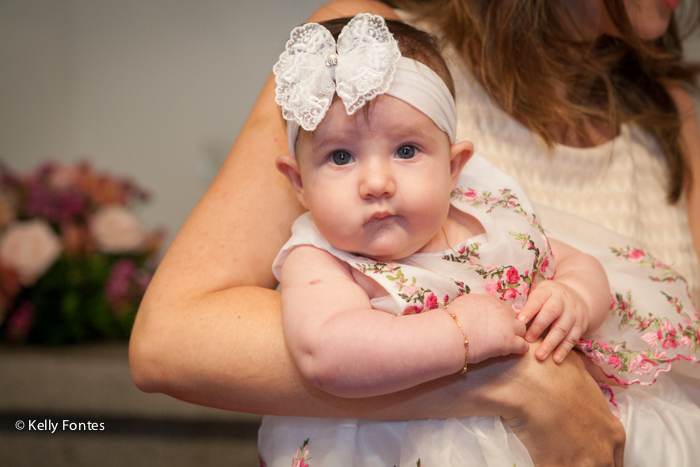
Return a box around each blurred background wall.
[0,0,326,250]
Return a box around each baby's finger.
[552,321,585,363]
[509,336,530,355]
[513,316,527,337]
[518,286,552,324]
[535,312,575,361]
[525,296,564,342]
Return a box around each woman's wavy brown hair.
[383,0,700,203]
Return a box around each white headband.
[273,13,457,156]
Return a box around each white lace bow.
[273,13,401,132]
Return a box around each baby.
[258,14,609,467]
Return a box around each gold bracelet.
[447,311,469,374]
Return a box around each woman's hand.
[497,343,626,467]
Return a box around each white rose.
[91,205,145,253]
[0,219,63,285]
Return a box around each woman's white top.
[445,47,700,300]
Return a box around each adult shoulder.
[665,85,700,261]
[307,0,400,23]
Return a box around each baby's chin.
[350,240,420,263]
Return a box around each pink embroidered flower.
[508,201,517,207]
[506,267,519,284]
[403,305,424,315]
[653,260,668,269]
[627,354,647,374]
[660,319,677,336]
[662,337,678,349]
[482,281,498,296]
[385,264,395,272]
[443,294,449,304]
[627,248,645,262]
[463,189,477,200]
[640,331,659,347]
[503,288,518,300]
[539,257,550,274]
[652,349,669,360]
[403,284,419,296]
[458,245,466,254]
[608,355,623,371]
[638,359,656,375]
[680,336,694,349]
[598,342,611,351]
[291,439,311,467]
[590,350,606,364]
[425,293,439,310]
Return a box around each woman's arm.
[129,1,625,464]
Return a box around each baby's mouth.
[365,211,395,225]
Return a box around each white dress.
[258,156,700,467]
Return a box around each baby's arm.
[281,245,528,398]
[518,238,610,363]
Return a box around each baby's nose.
[359,163,396,199]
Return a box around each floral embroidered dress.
[258,155,700,467]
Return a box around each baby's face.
[294,95,457,261]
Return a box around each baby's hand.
[449,294,529,364]
[518,281,590,363]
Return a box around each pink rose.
[403,284,419,296]
[503,288,518,300]
[640,331,659,347]
[90,206,145,253]
[0,220,62,285]
[425,293,439,310]
[638,359,656,375]
[662,337,678,349]
[539,257,550,274]
[506,267,519,284]
[627,248,645,262]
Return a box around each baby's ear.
[449,140,474,188]
[276,155,309,209]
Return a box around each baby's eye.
[395,145,417,159]
[329,150,354,166]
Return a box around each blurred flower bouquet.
[0,162,163,345]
